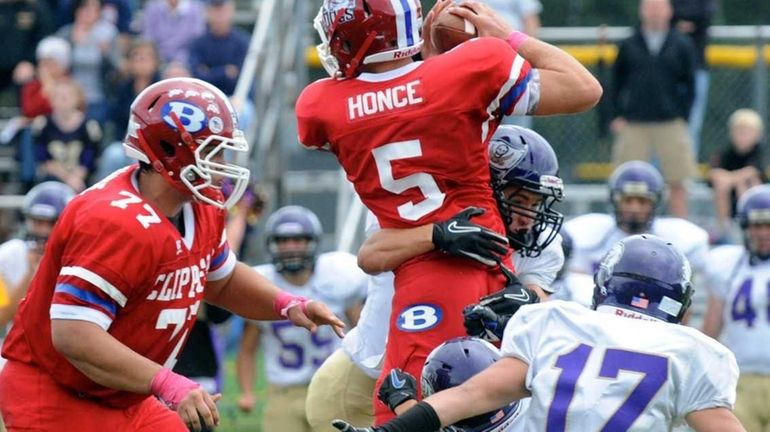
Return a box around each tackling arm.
[357,225,434,275]
[426,356,529,427]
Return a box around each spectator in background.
[94,40,160,181]
[109,40,160,141]
[141,0,206,65]
[56,0,133,53]
[709,108,766,242]
[32,80,102,191]
[189,0,248,96]
[672,0,717,158]
[57,0,121,124]
[0,0,53,98]
[482,0,542,36]
[611,0,697,218]
[20,37,72,120]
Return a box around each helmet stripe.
[399,0,414,46]
[389,0,408,48]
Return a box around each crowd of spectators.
[0,0,250,193]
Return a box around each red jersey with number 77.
[296,37,540,236]
[1,165,236,408]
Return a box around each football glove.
[331,420,382,432]
[378,369,418,413]
[432,207,509,266]
[463,264,539,342]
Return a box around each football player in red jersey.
[0,78,345,432]
[296,0,602,424]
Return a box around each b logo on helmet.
[162,101,208,133]
[397,304,442,332]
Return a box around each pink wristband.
[506,31,529,51]
[150,367,200,409]
[273,291,311,318]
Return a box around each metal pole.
[754,25,769,121]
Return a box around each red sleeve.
[458,38,539,119]
[20,80,52,118]
[50,209,156,330]
[296,81,331,151]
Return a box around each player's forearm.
[357,225,434,274]
[235,347,256,396]
[425,357,528,427]
[687,407,747,432]
[517,37,602,114]
[206,262,283,320]
[51,319,161,393]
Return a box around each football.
[430,3,478,53]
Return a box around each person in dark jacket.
[611,0,697,218]
[188,0,248,96]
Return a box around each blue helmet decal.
[161,101,208,133]
[592,234,693,324]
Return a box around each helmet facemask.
[180,130,250,210]
[494,177,564,258]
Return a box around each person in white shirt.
[235,206,366,432]
[334,234,743,432]
[702,184,770,432]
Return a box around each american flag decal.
[631,296,649,309]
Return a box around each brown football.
[430,4,478,53]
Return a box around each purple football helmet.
[592,234,693,324]
[736,184,770,260]
[488,125,564,258]
[421,337,520,432]
[608,161,665,234]
[265,205,323,273]
[23,181,75,221]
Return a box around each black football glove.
[432,207,509,266]
[463,265,539,342]
[331,420,382,432]
[378,368,418,413]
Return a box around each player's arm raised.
[205,261,346,337]
[452,1,602,114]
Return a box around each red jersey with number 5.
[296,37,540,234]
[1,165,236,408]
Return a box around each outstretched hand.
[450,1,513,40]
[287,300,346,338]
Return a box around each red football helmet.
[123,78,250,209]
[314,0,423,78]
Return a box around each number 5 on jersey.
[373,140,446,221]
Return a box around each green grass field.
[216,355,267,432]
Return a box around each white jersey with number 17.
[501,301,738,431]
